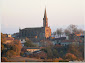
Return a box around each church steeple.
[44,8,47,19]
[43,8,48,27]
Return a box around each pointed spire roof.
[44,7,47,19]
[43,7,48,27]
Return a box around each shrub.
[1,57,8,62]
[6,50,16,58]
[65,53,77,61]
[53,57,63,62]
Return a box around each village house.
[4,35,14,44]
[60,40,79,46]
[20,38,26,47]
[51,37,66,45]
[26,47,41,53]
[51,34,81,46]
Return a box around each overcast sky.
[1,0,85,34]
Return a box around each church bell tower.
[43,8,48,27]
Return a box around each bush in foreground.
[1,57,8,62]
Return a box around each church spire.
[43,7,48,27]
[44,7,47,19]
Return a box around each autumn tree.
[13,40,22,56]
[1,57,8,62]
[65,53,77,61]
[1,44,4,52]
[1,33,6,56]
[1,33,22,57]
[67,45,83,60]
[1,33,7,44]
[53,57,63,62]
[6,50,16,58]
[1,33,6,50]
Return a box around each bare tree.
[52,32,56,37]
[56,28,63,37]
[67,24,78,34]
[64,29,71,36]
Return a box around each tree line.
[52,24,84,37]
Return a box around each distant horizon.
[1,0,85,34]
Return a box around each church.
[19,8,51,41]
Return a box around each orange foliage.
[53,57,63,62]
[1,57,8,62]
[65,53,77,61]
[6,50,16,58]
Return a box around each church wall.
[19,27,46,41]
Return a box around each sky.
[1,0,85,34]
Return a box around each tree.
[24,38,36,47]
[1,33,6,44]
[33,51,47,59]
[1,33,6,56]
[56,28,63,37]
[1,44,4,52]
[47,47,53,59]
[64,29,71,36]
[13,40,22,55]
[1,33,22,57]
[52,49,59,58]
[6,50,16,58]
[1,57,8,62]
[53,57,63,62]
[65,53,77,61]
[67,45,83,60]
[12,44,20,55]
[67,24,77,34]
[75,28,84,34]
[40,40,53,47]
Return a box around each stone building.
[19,8,51,41]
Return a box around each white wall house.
[60,40,79,46]
[26,47,40,53]
[20,39,26,47]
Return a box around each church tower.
[43,8,51,38]
[43,8,48,27]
